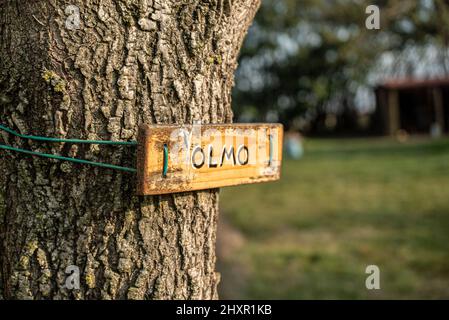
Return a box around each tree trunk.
[0,0,260,300]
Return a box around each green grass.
[218,137,449,299]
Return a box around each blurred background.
[217,0,449,299]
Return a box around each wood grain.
[137,124,283,195]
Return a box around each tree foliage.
[234,0,449,133]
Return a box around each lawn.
[217,136,449,299]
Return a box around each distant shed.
[375,78,449,136]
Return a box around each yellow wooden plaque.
[137,123,283,195]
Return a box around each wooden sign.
[137,123,283,195]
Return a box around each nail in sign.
[137,123,283,195]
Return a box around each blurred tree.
[234,0,449,134]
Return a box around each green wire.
[0,144,137,173]
[0,124,138,146]
[163,144,168,177]
[0,124,137,173]
[269,134,273,166]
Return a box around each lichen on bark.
[0,0,260,300]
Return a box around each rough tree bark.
[0,0,260,300]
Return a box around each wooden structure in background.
[375,78,449,136]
